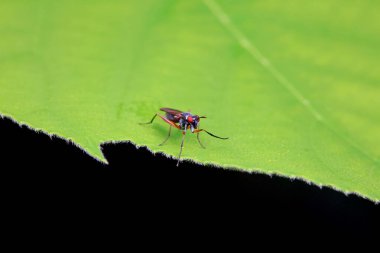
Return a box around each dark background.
[1,116,379,239]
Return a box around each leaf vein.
[203,0,379,166]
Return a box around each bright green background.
[0,0,379,201]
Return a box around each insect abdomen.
[165,112,180,122]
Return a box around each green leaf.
[1,0,379,201]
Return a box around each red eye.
[187,116,193,123]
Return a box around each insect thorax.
[179,113,199,132]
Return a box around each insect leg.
[139,114,158,125]
[197,132,206,149]
[177,132,186,167]
[157,114,181,129]
[158,126,172,146]
[194,129,229,140]
[140,114,180,129]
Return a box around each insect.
[140,108,228,166]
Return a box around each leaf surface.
[1,0,379,200]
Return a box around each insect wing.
[160,108,183,115]
[160,108,183,123]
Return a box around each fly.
[140,107,228,166]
